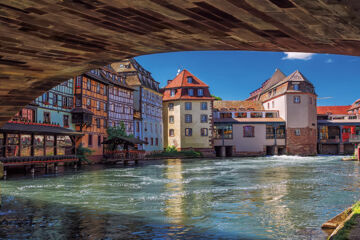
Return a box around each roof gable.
[165,69,209,89]
[262,69,286,91]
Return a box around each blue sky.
[135,51,359,106]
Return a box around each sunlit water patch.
[0,156,359,239]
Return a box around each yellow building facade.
[162,70,214,157]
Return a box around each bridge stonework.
[1,0,360,125]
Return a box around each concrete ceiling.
[1,0,360,125]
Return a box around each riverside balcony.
[0,121,82,170]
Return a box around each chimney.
[167,80,172,85]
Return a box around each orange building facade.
[72,69,109,162]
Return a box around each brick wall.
[286,127,317,155]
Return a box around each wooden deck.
[0,155,78,167]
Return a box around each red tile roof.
[164,69,209,89]
[162,69,213,101]
[317,106,351,115]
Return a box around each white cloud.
[282,52,315,60]
[325,58,333,63]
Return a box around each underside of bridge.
[1,0,360,124]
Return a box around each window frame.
[293,96,301,104]
[185,128,192,136]
[185,102,192,110]
[201,102,208,110]
[201,128,208,136]
[188,89,194,96]
[185,114,192,123]
[201,114,208,123]
[243,126,255,138]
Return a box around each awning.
[0,122,82,136]
[70,107,94,115]
[102,136,147,145]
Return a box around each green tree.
[211,94,222,100]
[106,122,134,151]
[76,143,94,164]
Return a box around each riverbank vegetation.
[148,146,202,158]
[332,202,360,240]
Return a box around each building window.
[201,102,207,110]
[187,76,193,83]
[168,103,174,111]
[62,96,67,108]
[76,96,81,107]
[96,118,101,128]
[136,122,140,132]
[236,112,247,118]
[88,134,93,146]
[185,128,192,136]
[169,115,174,123]
[188,89,194,96]
[198,89,203,96]
[76,76,82,88]
[214,125,233,139]
[103,103,107,111]
[86,98,91,108]
[63,115,69,128]
[43,92,49,103]
[201,128,208,136]
[267,102,270,109]
[201,114,208,123]
[266,112,275,118]
[96,83,100,93]
[185,114,192,123]
[170,89,176,97]
[185,102,192,110]
[294,96,301,104]
[97,101,100,110]
[87,79,91,90]
[169,129,174,137]
[295,129,301,136]
[151,138,153,145]
[243,126,255,137]
[145,137,148,145]
[272,101,275,108]
[156,138,159,146]
[266,125,275,139]
[44,112,50,124]
[293,83,299,91]
[103,86,107,95]
[251,112,262,118]
[53,94,58,106]
[98,135,102,146]
[310,97,313,104]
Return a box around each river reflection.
[0,156,360,239]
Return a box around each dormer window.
[187,76,193,83]
[188,89,194,96]
[170,89,176,97]
[293,83,299,91]
[198,89,204,96]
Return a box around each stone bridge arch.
[1,0,360,124]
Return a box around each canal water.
[0,156,359,239]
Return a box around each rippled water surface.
[1,156,360,239]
